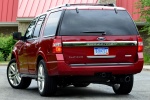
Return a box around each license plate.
[94,47,109,55]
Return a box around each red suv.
[7,4,143,96]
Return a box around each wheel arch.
[11,51,17,59]
[36,52,47,73]
[11,52,15,59]
[11,51,19,65]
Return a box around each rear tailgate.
[62,36,138,65]
[59,9,139,65]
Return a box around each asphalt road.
[0,66,150,100]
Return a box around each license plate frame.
[94,47,109,55]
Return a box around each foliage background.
[137,0,150,34]
[0,34,16,61]
[136,0,150,64]
[137,0,150,35]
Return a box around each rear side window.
[33,15,46,38]
[43,11,62,37]
[60,10,138,36]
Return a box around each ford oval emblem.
[97,37,105,41]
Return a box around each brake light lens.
[53,42,62,53]
[138,36,143,52]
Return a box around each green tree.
[137,0,150,34]
[136,0,150,64]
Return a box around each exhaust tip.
[101,73,106,78]
[125,76,130,82]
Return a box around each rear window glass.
[60,10,138,36]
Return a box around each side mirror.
[13,32,23,40]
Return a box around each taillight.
[138,36,143,52]
[53,40,62,53]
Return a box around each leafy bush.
[0,34,16,61]
[144,53,150,64]
[0,52,4,61]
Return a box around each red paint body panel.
[44,35,143,76]
[0,0,18,22]
[14,41,29,73]
[61,36,137,64]
[46,57,143,76]
[116,0,140,21]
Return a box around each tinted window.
[43,11,62,36]
[33,15,46,38]
[25,18,37,39]
[60,10,138,36]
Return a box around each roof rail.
[69,3,116,7]
[47,3,116,12]
[47,4,70,12]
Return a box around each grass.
[0,61,9,64]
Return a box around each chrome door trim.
[70,63,133,66]
[63,41,137,47]
[87,56,116,59]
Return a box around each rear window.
[60,10,138,36]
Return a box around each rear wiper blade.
[81,31,106,35]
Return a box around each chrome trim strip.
[70,63,133,66]
[87,56,116,59]
[63,41,137,47]
[125,55,132,57]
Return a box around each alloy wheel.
[8,63,21,86]
[38,64,45,92]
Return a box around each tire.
[73,83,90,87]
[112,75,134,95]
[7,59,31,89]
[37,60,57,96]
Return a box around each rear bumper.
[46,53,144,76]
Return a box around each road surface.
[0,66,150,100]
